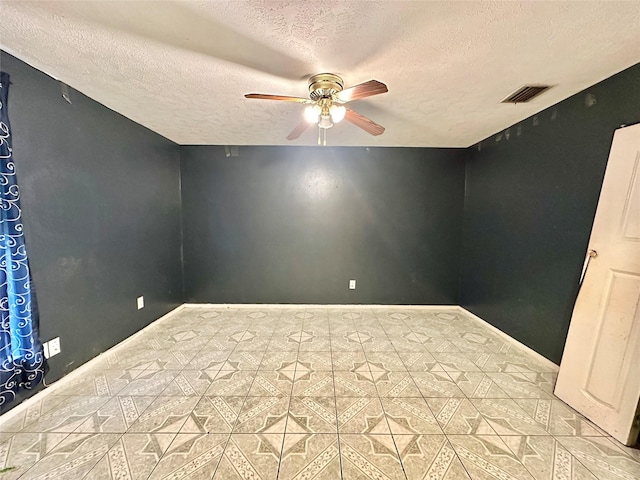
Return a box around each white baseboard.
[457,306,559,371]
[182,303,460,310]
[0,304,185,424]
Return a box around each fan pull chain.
[316,127,328,146]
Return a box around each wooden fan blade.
[344,108,385,136]
[336,80,388,103]
[287,120,311,140]
[245,93,312,103]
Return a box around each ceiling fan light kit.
[245,73,388,144]
[304,104,322,123]
[330,104,346,123]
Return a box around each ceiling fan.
[245,73,388,144]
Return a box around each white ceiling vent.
[502,85,552,104]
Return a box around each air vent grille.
[502,85,551,104]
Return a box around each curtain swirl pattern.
[0,72,45,409]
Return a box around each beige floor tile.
[397,434,471,480]
[334,370,378,397]
[470,398,549,436]
[340,433,406,479]
[22,396,111,433]
[11,306,640,480]
[180,396,245,434]
[223,350,265,370]
[203,370,256,397]
[298,335,332,352]
[148,433,228,479]
[423,338,462,354]
[487,373,554,399]
[121,350,198,370]
[214,433,281,479]
[399,351,442,372]
[362,340,396,353]
[297,351,333,371]
[73,395,156,433]
[381,397,442,436]
[86,433,176,479]
[427,397,497,435]
[278,433,340,479]
[234,338,271,352]
[447,371,511,399]
[116,369,178,396]
[501,435,598,480]
[392,336,431,353]
[0,395,66,433]
[332,338,366,353]
[259,350,299,370]
[160,369,219,396]
[301,310,330,321]
[51,369,145,396]
[233,396,290,434]
[180,349,233,370]
[448,434,535,479]
[468,353,558,373]
[433,352,483,372]
[554,436,640,479]
[411,371,466,398]
[336,397,389,434]
[0,432,69,480]
[513,399,606,437]
[145,329,211,351]
[365,351,408,372]
[268,335,303,351]
[449,331,507,353]
[332,351,368,370]
[91,349,159,370]
[19,433,121,480]
[292,370,335,397]
[248,371,294,397]
[288,397,337,433]
[128,396,199,433]
[374,371,423,398]
[276,357,309,371]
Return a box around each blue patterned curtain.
[0,72,45,409]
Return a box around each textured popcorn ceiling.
[1,1,639,147]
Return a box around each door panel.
[621,155,640,240]
[555,124,640,446]
[585,270,639,407]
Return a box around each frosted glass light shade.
[330,105,346,123]
[304,105,321,123]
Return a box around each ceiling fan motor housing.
[308,73,344,101]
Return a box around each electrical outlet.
[349,279,356,290]
[48,337,61,357]
[137,296,144,310]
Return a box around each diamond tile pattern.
[1,306,638,479]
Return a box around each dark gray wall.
[0,52,183,407]
[181,146,466,305]
[459,63,640,364]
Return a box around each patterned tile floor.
[1,306,639,479]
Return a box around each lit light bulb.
[304,105,321,123]
[330,104,346,123]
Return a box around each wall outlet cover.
[137,296,144,309]
[349,280,356,290]
[49,337,61,357]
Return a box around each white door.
[555,123,640,446]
